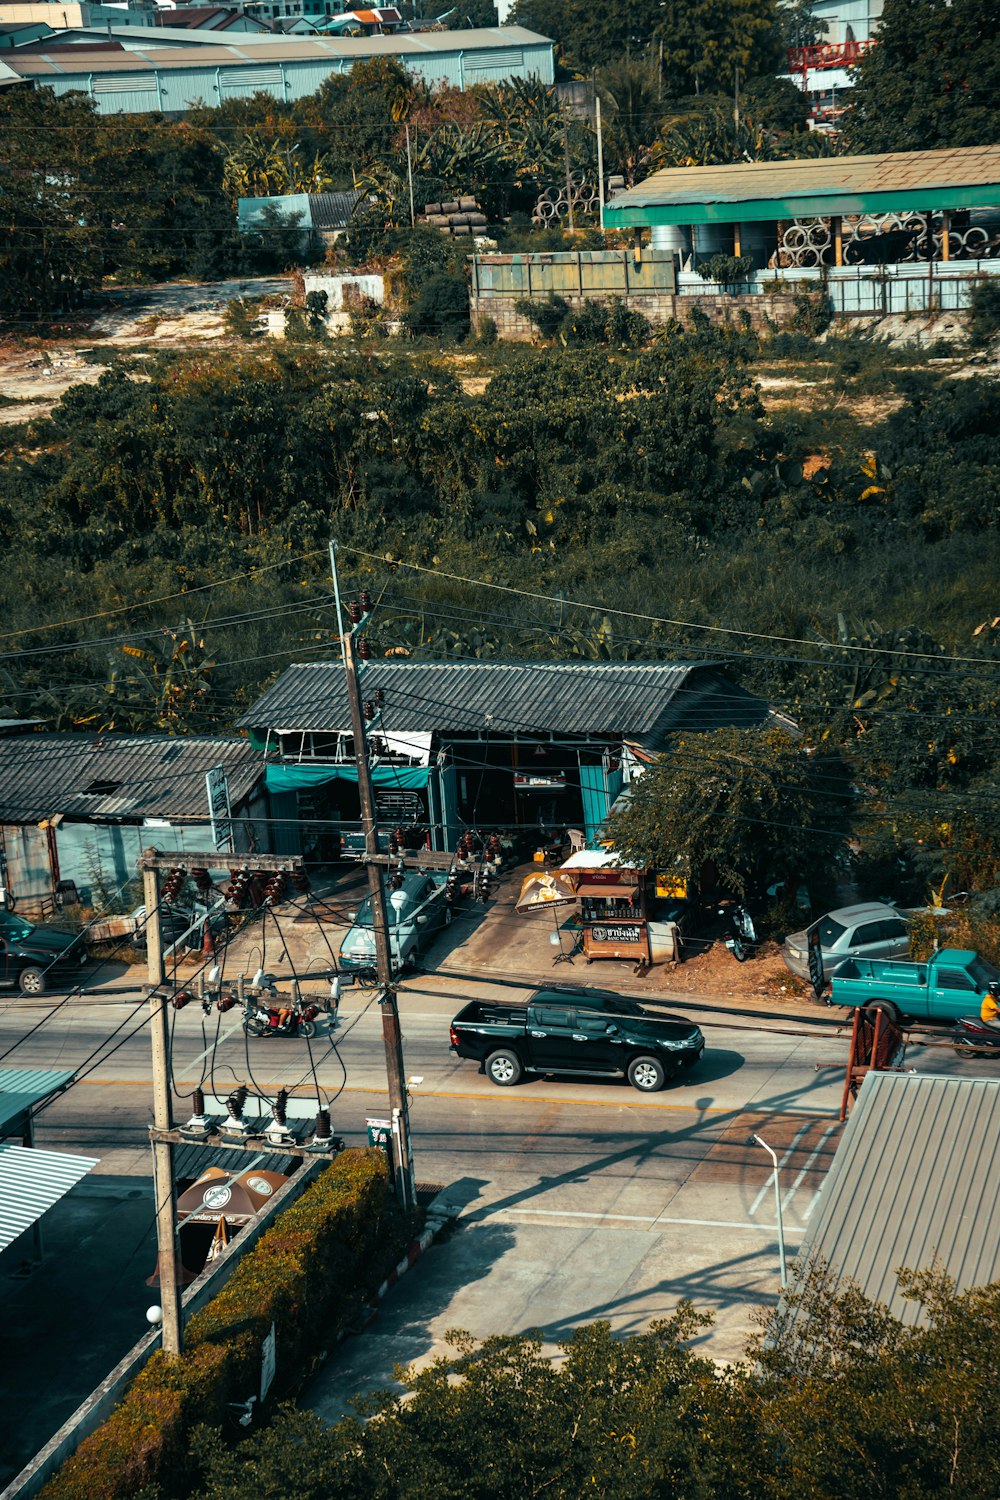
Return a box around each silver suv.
[781,902,910,982]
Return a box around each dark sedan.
[0,911,86,995]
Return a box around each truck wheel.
[866,1000,900,1026]
[18,966,46,996]
[485,1049,523,1087]
[628,1055,667,1092]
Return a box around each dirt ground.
[0,276,292,423]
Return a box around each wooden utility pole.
[143,862,183,1357]
[405,124,416,228]
[341,625,415,1210]
[595,92,605,233]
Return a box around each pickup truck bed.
[829,948,999,1023]
[449,994,703,1093]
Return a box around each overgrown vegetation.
[184,1264,1000,1500]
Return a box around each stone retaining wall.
[471,290,802,341]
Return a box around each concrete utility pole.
[595,92,605,233]
[332,553,415,1209]
[143,861,184,1357]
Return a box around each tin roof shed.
[0,734,262,824]
[788,1072,1000,1323]
[605,145,1000,227]
[239,659,769,752]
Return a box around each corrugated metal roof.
[0,1068,75,1139]
[606,146,1000,228]
[308,189,362,229]
[237,660,768,750]
[6,24,551,73]
[0,1143,99,1253]
[0,733,262,824]
[791,1073,1000,1322]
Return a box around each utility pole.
[332,551,415,1210]
[595,92,605,233]
[143,861,183,1356]
[562,113,575,233]
[405,124,416,229]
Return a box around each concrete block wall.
[471,289,802,341]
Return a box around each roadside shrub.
[40,1149,403,1500]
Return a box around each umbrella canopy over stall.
[515,871,579,914]
[147,1165,291,1286]
[178,1165,290,1226]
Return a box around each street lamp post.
[747,1133,788,1288]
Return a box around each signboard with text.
[206,764,233,854]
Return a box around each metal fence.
[752,260,1000,316]
[472,250,677,301]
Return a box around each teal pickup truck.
[829,949,1000,1024]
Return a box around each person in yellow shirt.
[981,984,1000,1026]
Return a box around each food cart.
[559,851,652,967]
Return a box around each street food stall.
[559,850,652,967]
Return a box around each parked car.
[449,985,704,1092]
[0,911,87,995]
[781,902,910,982]
[339,871,450,974]
[829,948,1000,1025]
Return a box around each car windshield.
[354,895,404,929]
[0,913,35,942]
[970,957,1000,991]
[535,989,642,1017]
[813,916,847,946]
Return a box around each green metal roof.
[0,1068,75,1139]
[604,145,1000,227]
[0,1143,99,1253]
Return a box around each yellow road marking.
[66,1076,833,1117]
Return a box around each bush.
[967,277,1000,348]
[697,253,754,284]
[40,1149,403,1500]
[789,285,832,337]
[514,294,650,346]
[405,271,470,340]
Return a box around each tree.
[845,0,1000,152]
[606,726,851,897]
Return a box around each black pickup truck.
[449,985,704,1093]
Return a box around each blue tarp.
[266,762,431,794]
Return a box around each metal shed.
[605,146,1000,228]
[1,25,556,112]
[789,1072,1000,1322]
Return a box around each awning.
[577,882,638,898]
[0,1068,75,1139]
[0,1144,99,1253]
[559,849,639,872]
[266,762,431,795]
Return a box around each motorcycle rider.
[980,982,1000,1029]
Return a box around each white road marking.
[781,1122,841,1212]
[748,1122,811,1216]
[492,1206,805,1233]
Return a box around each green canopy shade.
[266,762,431,794]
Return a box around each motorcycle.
[717,901,757,963]
[242,998,319,1039]
[954,985,1000,1057]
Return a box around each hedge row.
[40,1148,401,1500]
